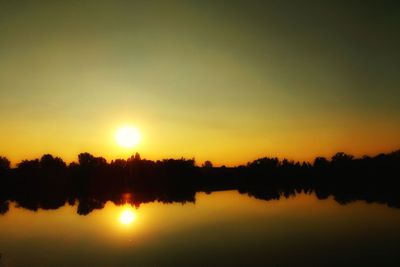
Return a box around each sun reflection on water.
[119,207,137,225]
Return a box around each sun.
[119,209,136,225]
[115,125,141,148]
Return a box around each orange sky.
[0,1,399,166]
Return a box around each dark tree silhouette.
[202,160,213,168]
[0,156,10,172]
[0,150,399,215]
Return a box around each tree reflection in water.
[0,150,399,215]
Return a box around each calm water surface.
[1,190,400,267]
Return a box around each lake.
[1,190,400,267]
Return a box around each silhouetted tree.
[202,160,213,168]
[78,152,106,168]
[0,150,400,215]
[40,154,66,170]
[0,156,10,171]
[134,152,141,161]
[331,152,354,163]
[313,157,329,169]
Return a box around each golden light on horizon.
[115,125,141,149]
[119,208,136,225]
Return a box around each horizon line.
[2,148,399,168]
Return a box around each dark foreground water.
[1,190,399,267]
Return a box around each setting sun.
[115,125,141,148]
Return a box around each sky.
[0,0,399,166]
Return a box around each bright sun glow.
[115,125,141,148]
[119,209,136,225]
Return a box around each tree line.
[0,150,399,215]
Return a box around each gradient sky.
[0,0,399,165]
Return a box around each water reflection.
[119,207,136,225]
[0,191,400,267]
[1,184,399,217]
[1,151,400,217]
